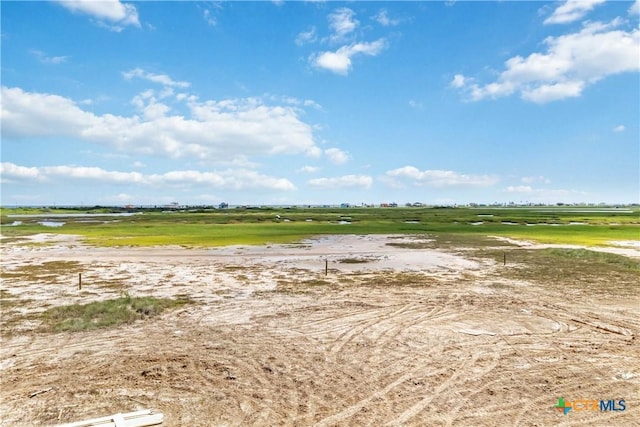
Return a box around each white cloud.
[296,26,317,46]
[372,9,400,27]
[203,9,217,27]
[1,87,95,138]
[544,0,606,25]
[275,95,322,111]
[303,99,323,110]
[123,68,190,88]
[57,0,140,30]
[613,124,626,132]
[506,185,534,193]
[324,147,349,164]
[453,19,640,103]
[307,174,372,189]
[307,7,391,75]
[386,166,498,187]
[1,86,320,163]
[298,165,320,173]
[328,8,359,42]
[450,74,467,88]
[408,99,423,110]
[311,39,386,75]
[30,49,69,65]
[0,163,42,182]
[630,0,640,15]
[522,81,585,103]
[521,175,551,184]
[0,162,296,191]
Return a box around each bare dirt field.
[1,234,638,426]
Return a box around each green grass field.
[1,206,638,247]
[39,293,193,332]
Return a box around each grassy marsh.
[1,206,638,247]
[474,247,639,296]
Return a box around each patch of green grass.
[39,294,193,332]
[1,261,82,284]
[543,248,640,271]
[338,257,374,264]
[386,241,435,250]
[274,277,333,293]
[484,225,639,246]
[477,248,639,296]
[360,272,437,288]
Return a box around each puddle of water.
[38,221,65,227]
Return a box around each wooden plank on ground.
[57,409,163,427]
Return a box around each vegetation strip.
[2,206,638,247]
[38,294,192,332]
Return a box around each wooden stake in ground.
[58,409,163,427]
[29,387,54,398]
[78,273,82,290]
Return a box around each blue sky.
[1,0,639,206]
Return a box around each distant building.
[219,202,229,209]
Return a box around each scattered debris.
[29,386,54,398]
[57,409,163,427]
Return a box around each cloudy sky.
[1,0,638,206]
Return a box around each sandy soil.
[1,234,639,426]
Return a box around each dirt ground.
[1,234,638,426]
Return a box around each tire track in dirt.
[313,371,419,427]
[309,297,467,427]
[532,302,639,338]
[389,341,505,426]
[443,375,521,427]
[1,329,142,371]
[504,299,639,427]
[328,303,421,355]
